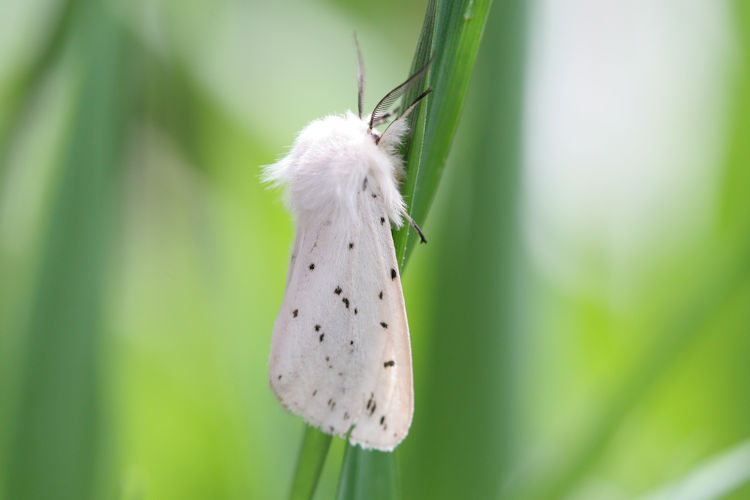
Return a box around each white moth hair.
[263,111,408,229]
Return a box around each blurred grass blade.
[516,3,750,497]
[718,0,750,229]
[139,55,209,173]
[0,0,79,173]
[289,426,332,500]
[336,447,397,500]
[639,439,750,500]
[3,3,133,499]
[394,0,494,268]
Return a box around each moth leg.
[404,214,427,244]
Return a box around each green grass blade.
[399,1,526,498]
[398,0,436,163]
[2,4,132,499]
[336,2,494,499]
[289,426,333,500]
[336,447,397,500]
[394,0,494,268]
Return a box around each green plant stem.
[336,446,397,500]
[289,426,333,500]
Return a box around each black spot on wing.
[334,286,342,295]
[309,263,315,270]
[312,389,317,396]
[365,393,377,416]
[354,308,358,315]
[349,242,354,249]
[342,297,350,309]
[315,324,321,331]
[379,291,383,300]
[390,268,397,280]
[380,322,388,329]
[292,309,298,318]
[319,333,325,343]
[384,360,395,368]
[380,216,385,225]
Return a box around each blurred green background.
[1,1,749,499]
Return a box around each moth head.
[353,34,433,147]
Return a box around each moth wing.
[268,183,413,451]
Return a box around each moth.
[263,40,431,451]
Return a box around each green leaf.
[289,426,333,500]
[394,0,494,269]
[3,4,134,499]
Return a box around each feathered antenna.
[369,58,433,131]
[379,88,433,144]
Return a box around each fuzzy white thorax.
[263,111,408,228]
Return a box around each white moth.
[263,47,431,451]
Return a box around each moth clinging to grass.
[263,39,431,451]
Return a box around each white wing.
[268,181,413,451]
